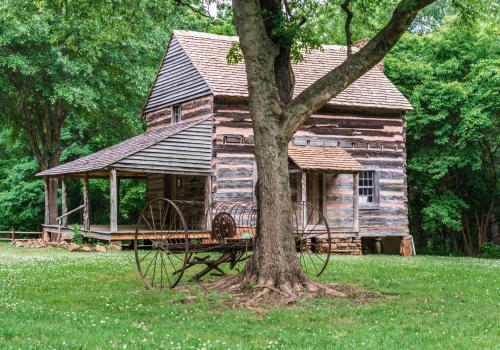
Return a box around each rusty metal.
[211,212,236,240]
[292,201,332,277]
[134,198,189,289]
[134,199,330,289]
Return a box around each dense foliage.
[386,16,499,255]
[0,0,497,256]
[0,0,232,230]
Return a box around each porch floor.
[42,224,212,241]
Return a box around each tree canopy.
[386,15,499,254]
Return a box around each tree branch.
[285,0,435,139]
[341,0,353,57]
[174,0,213,19]
[232,0,284,117]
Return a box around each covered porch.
[37,118,213,241]
[288,145,364,236]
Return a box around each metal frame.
[133,199,332,289]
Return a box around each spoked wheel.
[293,201,332,277]
[134,198,189,289]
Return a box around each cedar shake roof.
[288,145,363,173]
[170,30,412,111]
[37,118,212,177]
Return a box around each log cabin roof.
[143,30,412,114]
[288,145,363,173]
[36,117,212,177]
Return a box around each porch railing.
[56,204,85,226]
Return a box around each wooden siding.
[212,100,408,236]
[112,118,213,176]
[146,174,165,203]
[144,95,213,131]
[143,35,211,115]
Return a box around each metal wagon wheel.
[293,201,332,277]
[134,198,189,289]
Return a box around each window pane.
[359,171,375,204]
[172,105,181,124]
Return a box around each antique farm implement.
[134,198,331,289]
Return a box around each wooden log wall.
[212,102,255,202]
[146,174,165,203]
[213,99,409,236]
[143,95,213,131]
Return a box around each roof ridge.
[172,29,358,52]
[173,30,238,42]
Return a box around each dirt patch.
[172,280,383,313]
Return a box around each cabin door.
[306,172,324,224]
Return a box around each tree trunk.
[244,118,309,291]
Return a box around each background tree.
[0,0,232,229]
[386,15,499,255]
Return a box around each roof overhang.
[288,145,363,173]
[37,117,213,178]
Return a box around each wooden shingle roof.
[162,30,412,111]
[288,146,363,173]
[37,118,212,177]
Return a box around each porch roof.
[288,145,363,173]
[36,117,212,177]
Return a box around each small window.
[224,135,243,144]
[172,105,181,124]
[359,171,375,204]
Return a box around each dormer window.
[172,105,181,124]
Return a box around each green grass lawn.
[0,242,498,350]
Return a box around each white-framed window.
[359,171,376,205]
[172,105,181,124]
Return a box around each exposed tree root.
[208,271,350,308]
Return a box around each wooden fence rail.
[0,230,43,241]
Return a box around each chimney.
[354,39,384,72]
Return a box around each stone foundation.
[304,235,362,255]
[327,235,362,255]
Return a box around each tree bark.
[245,119,309,290]
[23,96,65,227]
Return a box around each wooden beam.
[301,171,307,230]
[110,169,118,233]
[82,176,90,231]
[252,160,258,202]
[353,172,359,232]
[322,173,327,220]
[61,178,68,226]
[205,175,212,230]
[44,178,50,225]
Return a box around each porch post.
[44,178,50,225]
[301,171,307,230]
[61,178,68,226]
[110,169,118,233]
[82,176,90,231]
[353,172,359,233]
[43,177,50,241]
[205,175,212,230]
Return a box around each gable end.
[143,35,212,115]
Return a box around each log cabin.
[37,30,414,255]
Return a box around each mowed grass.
[0,242,498,350]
